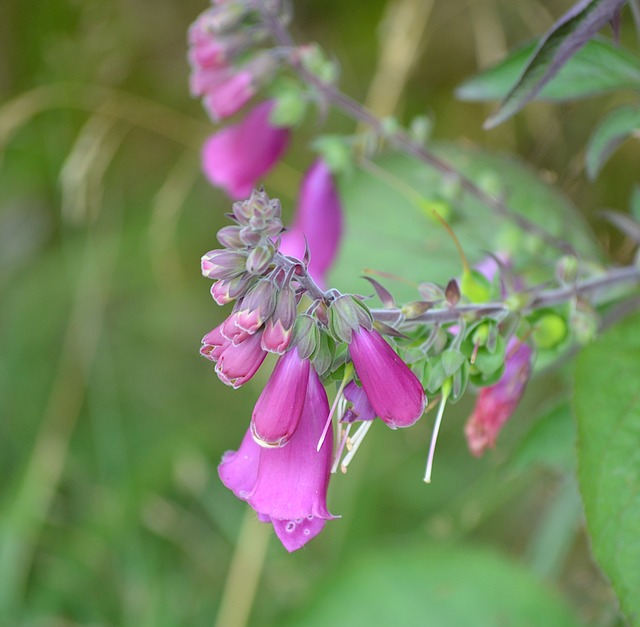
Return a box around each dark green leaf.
[484,0,628,128]
[574,312,640,624]
[586,105,640,179]
[457,38,640,104]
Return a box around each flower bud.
[235,279,278,333]
[246,242,275,275]
[201,249,247,280]
[210,273,252,305]
[216,225,245,249]
[329,295,373,343]
[261,285,297,354]
[292,315,319,360]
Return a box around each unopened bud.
[210,273,252,305]
[201,249,247,280]
[217,225,244,249]
[246,242,275,275]
[445,279,461,306]
[292,314,319,359]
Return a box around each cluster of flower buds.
[200,189,428,551]
[189,1,296,199]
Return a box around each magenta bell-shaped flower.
[279,159,343,288]
[202,100,290,199]
[250,347,310,447]
[218,367,335,552]
[349,328,427,429]
[465,338,532,456]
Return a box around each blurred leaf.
[574,312,640,624]
[484,0,628,128]
[330,146,598,303]
[586,106,640,179]
[285,544,581,627]
[456,38,640,103]
[511,403,576,473]
[599,209,640,243]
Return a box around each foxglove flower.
[465,339,533,456]
[218,368,335,552]
[202,100,290,199]
[349,328,427,428]
[279,159,343,287]
[201,322,267,388]
[251,347,310,447]
[261,284,297,354]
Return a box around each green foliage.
[284,544,582,627]
[456,38,640,104]
[586,105,640,179]
[574,312,640,625]
[330,146,598,303]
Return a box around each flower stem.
[257,2,574,254]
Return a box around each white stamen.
[316,377,349,452]
[424,393,448,483]
[341,421,373,469]
[331,423,352,474]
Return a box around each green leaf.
[457,38,640,104]
[329,145,598,304]
[574,312,640,624]
[483,0,628,128]
[284,544,581,627]
[586,105,640,179]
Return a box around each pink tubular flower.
[201,322,267,388]
[202,100,290,199]
[279,159,343,288]
[349,328,427,429]
[250,348,310,447]
[218,367,335,552]
[465,338,533,457]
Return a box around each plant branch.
[257,2,575,255]
[370,264,640,325]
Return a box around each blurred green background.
[1,0,638,625]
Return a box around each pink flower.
[465,338,533,456]
[342,381,376,423]
[279,159,343,288]
[250,348,310,447]
[202,101,290,199]
[202,71,255,121]
[349,328,427,429]
[201,321,267,388]
[218,367,335,552]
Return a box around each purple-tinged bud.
[203,70,255,122]
[216,225,245,249]
[210,273,252,305]
[215,331,268,388]
[235,280,278,333]
[329,295,373,343]
[202,101,291,199]
[218,366,335,552]
[342,381,376,423]
[465,339,532,456]
[220,312,251,345]
[201,249,247,280]
[188,4,246,40]
[239,226,262,247]
[250,348,311,447]
[246,242,275,275]
[349,328,427,429]
[200,323,227,361]
[279,159,343,288]
[261,285,297,354]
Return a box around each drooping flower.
[261,284,297,354]
[218,367,335,551]
[349,327,427,429]
[250,347,310,447]
[279,159,343,287]
[202,100,290,199]
[201,321,267,388]
[465,338,533,456]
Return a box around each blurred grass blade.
[456,38,640,103]
[585,105,640,179]
[484,0,628,129]
[599,209,640,242]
